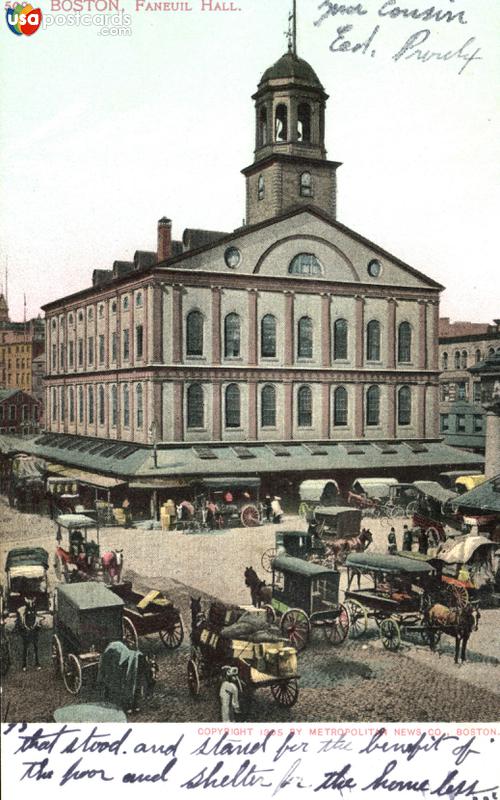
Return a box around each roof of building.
[0,388,19,402]
[182,228,231,251]
[259,52,323,89]
[451,474,500,514]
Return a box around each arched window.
[398,322,412,363]
[136,292,142,308]
[442,352,448,370]
[69,387,75,423]
[258,174,265,201]
[224,313,240,358]
[261,385,276,428]
[299,171,313,197]
[98,304,104,319]
[259,107,268,146]
[98,385,105,426]
[366,320,381,362]
[366,386,380,426]
[461,350,468,369]
[297,103,311,142]
[78,386,84,424]
[454,351,461,369]
[275,104,288,141]
[186,310,204,356]
[225,384,240,428]
[297,385,312,427]
[187,384,204,429]
[334,318,348,360]
[298,316,313,358]
[261,314,277,358]
[398,386,412,426]
[111,385,117,427]
[333,386,348,426]
[488,347,495,357]
[136,384,143,429]
[123,384,129,428]
[88,385,94,425]
[475,349,482,364]
[123,296,129,311]
[289,253,322,275]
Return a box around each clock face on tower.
[224,247,241,269]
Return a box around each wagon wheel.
[387,504,404,519]
[261,548,277,573]
[263,603,276,624]
[122,617,139,650]
[51,633,64,676]
[345,599,368,639]
[62,654,82,695]
[298,502,311,519]
[281,608,310,652]
[419,627,442,647]
[271,678,299,708]
[187,657,200,696]
[240,503,261,528]
[325,604,350,645]
[427,526,442,544]
[159,613,184,649]
[405,501,418,517]
[439,583,469,609]
[380,617,401,651]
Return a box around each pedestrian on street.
[264,495,272,522]
[387,526,397,555]
[271,496,283,524]
[219,666,241,722]
[418,528,429,555]
[402,525,413,552]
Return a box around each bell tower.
[242,3,341,225]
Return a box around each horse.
[101,549,124,584]
[327,528,373,566]
[15,596,41,671]
[244,567,272,608]
[423,601,480,664]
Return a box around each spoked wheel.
[298,502,311,519]
[439,583,469,609]
[325,604,350,645]
[420,627,442,647]
[51,633,64,676]
[123,617,139,650]
[387,505,404,519]
[345,599,368,639]
[261,548,277,573]
[271,678,299,707]
[380,617,401,651]
[281,608,310,652]
[263,603,276,624]
[187,657,200,696]
[405,501,418,517]
[240,504,261,528]
[159,614,184,649]
[62,653,82,695]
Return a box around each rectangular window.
[456,414,466,433]
[60,342,65,369]
[21,404,28,421]
[123,329,130,361]
[78,338,83,367]
[111,332,118,362]
[52,344,57,370]
[440,414,449,433]
[88,336,94,366]
[473,414,483,433]
[9,404,15,421]
[51,389,57,421]
[68,341,74,368]
[99,334,105,364]
[473,383,481,403]
[457,382,467,401]
[136,325,144,359]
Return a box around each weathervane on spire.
[285,0,297,56]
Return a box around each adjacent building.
[0,388,41,435]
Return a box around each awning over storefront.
[127,477,192,490]
[46,464,125,490]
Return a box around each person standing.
[271,496,283,524]
[387,527,397,555]
[219,666,241,721]
[418,528,429,555]
[402,525,413,552]
[264,495,273,522]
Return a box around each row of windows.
[258,172,313,202]
[441,346,499,371]
[186,383,414,430]
[441,381,481,403]
[51,384,143,429]
[258,101,313,147]
[440,413,483,434]
[0,404,39,422]
[51,326,144,370]
[187,312,413,363]
[50,293,144,330]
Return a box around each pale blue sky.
[1,0,499,323]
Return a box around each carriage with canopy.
[411,481,463,540]
[2,547,51,616]
[51,582,156,703]
[297,479,340,518]
[189,476,263,529]
[53,513,122,584]
[266,554,350,651]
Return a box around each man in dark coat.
[387,527,397,555]
[402,525,413,552]
[418,528,429,555]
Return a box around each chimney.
[157,217,172,262]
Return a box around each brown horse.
[327,528,373,566]
[424,602,480,664]
[244,567,272,608]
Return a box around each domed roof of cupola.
[259,52,323,89]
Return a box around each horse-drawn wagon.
[109,582,184,650]
[3,547,51,615]
[188,600,300,710]
[54,514,123,584]
[260,529,325,572]
[411,481,462,540]
[51,582,157,704]
[187,477,263,530]
[298,479,340,518]
[265,554,349,651]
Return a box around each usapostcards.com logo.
[6,2,42,35]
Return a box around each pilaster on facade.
[284,291,295,367]
[248,289,258,366]
[416,383,426,438]
[387,297,397,369]
[152,282,163,363]
[283,382,293,439]
[248,380,258,440]
[418,300,428,370]
[172,284,184,365]
[321,292,331,368]
[211,286,222,366]
[386,383,396,439]
[321,382,330,439]
[355,295,365,370]
[354,383,364,438]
